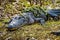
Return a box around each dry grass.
[0,20,60,40]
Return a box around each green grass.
[0,22,3,27]
[0,20,60,40]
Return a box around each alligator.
[7,12,45,30]
[7,8,60,31]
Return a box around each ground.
[0,20,60,40]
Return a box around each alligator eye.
[14,17,21,19]
[15,17,17,19]
[18,17,21,19]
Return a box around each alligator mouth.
[7,25,17,31]
[7,27,18,31]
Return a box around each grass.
[0,20,60,40]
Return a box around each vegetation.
[0,0,60,40]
